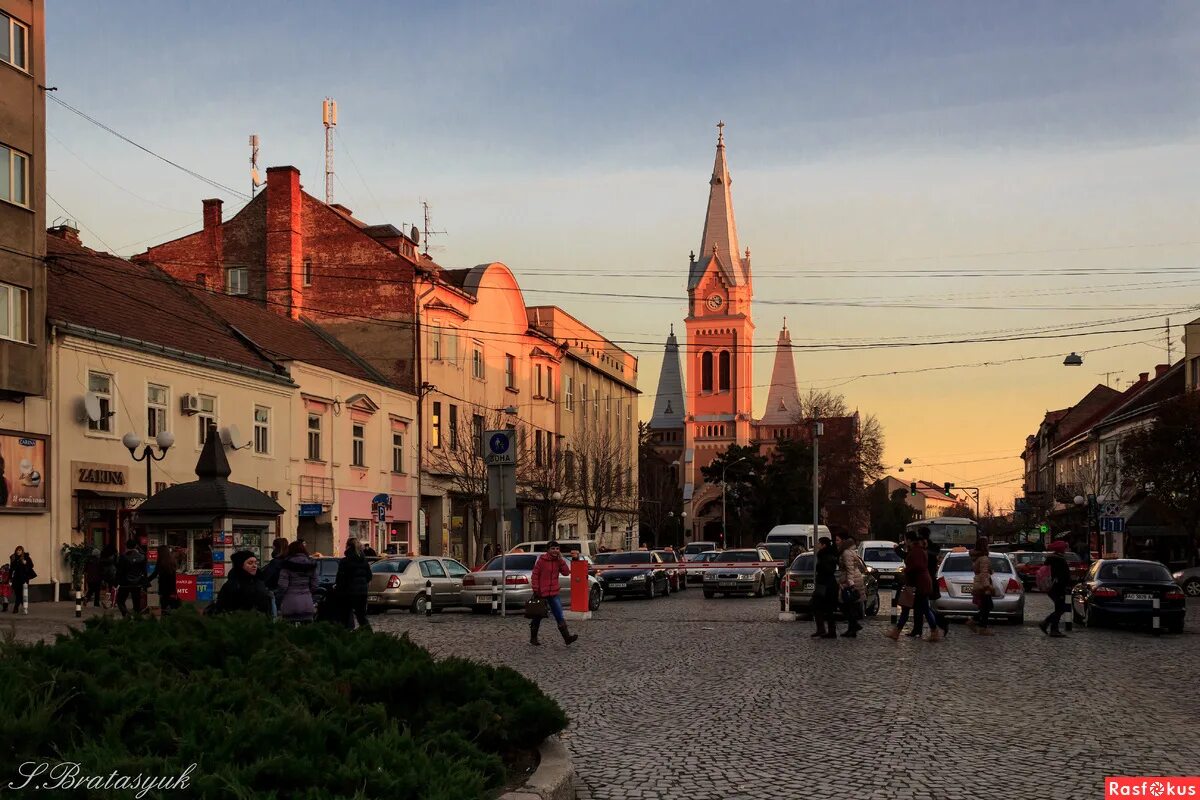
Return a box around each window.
[0,281,29,342]
[719,351,731,391]
[226,267,248,296]
[392,432,405,473]
[535,430,543,466]
[448,404,458,451]
[444,328,458,363]
[594,389,600,421]
[197,395,216,446]
[352,423,366,467]
[535,364,543,397]
[701,352,714,392]
[472,344,484,379]
[505,354,516,388]
[546,367,554,401]
[1,13,29,70]
[431,401,441,448]
[430,326,442,360]
[302,258,313,286]
[565,375,574,410]
[87,372,113,433]
[254,406,270,454]
[307,413,322,460]
[472,414,484,457]
[444,560,469,579]
[420,560,447,578]
[0,145,29,208]
[147,384,169,438]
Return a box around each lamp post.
[1073,493,1106,559]
[122,430,175,498]
[721,456,748,549]
[813,422,824,547]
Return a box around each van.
[764,524,830,554]
[510,539,597,559]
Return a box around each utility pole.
[1167,317,1172,364]
[812,421,823,549]
[322,98,337,205]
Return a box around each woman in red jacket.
[530,541,578,646]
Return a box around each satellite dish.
[411,226,420,244]
[221,424,249,450]
[83,393,101,422]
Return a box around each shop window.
[87,371,113,433]
[197,394,216,446]
[254,406,270,454]
[352,423,366,467]
[307,413,323,460]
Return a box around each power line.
[46,192,116,254]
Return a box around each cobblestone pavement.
[374,591,1200,800]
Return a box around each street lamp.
[1074,493,1107,557]
[812,422,824,548]
[721,456,748,548]
[123,430,175,498]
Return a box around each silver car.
[778,552,881,617]
[858,541,905,588]
[683,550,721,584]
[702,548,778,598]
[1173,565,1200,597]
[366,556,471,614]
[460,553,603,614]
[934,550,1025,623]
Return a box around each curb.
[499,736,576,800]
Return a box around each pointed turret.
[688,121,750,290]
[759,321,802,425]
[650,325,686,429]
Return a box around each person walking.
[83,548,103,608]
[919,528,951,638]
[812,536,840,639]
[277,541,318,624]
[1039,539,1072,637]
[335,538,373,631]
[966,536,996,635]
[99,544,118,605]
[834,530,865,637]
[261,537,289,619]
[529,540,577,646]
[114,539,147,618]
[147,545,180,616]
[0,561,12,612]
[886,530,940,641]
[8,546,35,613]
[214,551,273,614]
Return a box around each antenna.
[421,200,446,257]
[248,134,261,197]
[1166,317,1172,364]
[322,98,337,205]
[1098,371,1120,388]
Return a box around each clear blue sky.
[44,1,1200,505]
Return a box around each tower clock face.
[707,294,724,311]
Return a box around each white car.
[858,540,905,588]
[510,539,597,560]
[934,549,1025,624]
[683,550,721,584]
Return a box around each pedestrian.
[0,562,11,612]
[99,544,118,597]
[147,545,180,616]
[885,530,940,641]
[114,539,147,618]
[919,527,951,638]
[277,540,318,624]
[261,537,289,618]
[213,550,273,614]
[335,537,373,630]
[8,546,35,613]
[83,548,103,608]
[529,539,577,646]
[966,536,996,635]
[811,536,840,639]
[1039,539,1072,638]
[834,530,865,637]
[362,542,378,558]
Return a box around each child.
[0,563,11,612]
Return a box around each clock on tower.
[706,294,724,311]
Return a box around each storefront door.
[87,520,110,551]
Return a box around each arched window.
[719,351,731,391]
[701,352,714,392]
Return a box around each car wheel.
[589,585,602,611]
[1083,603,1102,629]
[703,590,715,599]
[645,581,655,600]
[754,578,765,598]
[1185,578,1200,598]
[410,593,430,615]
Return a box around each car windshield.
[863,548,902,563]
[685,552,718,563]
[318,561,339,577]
[1098,562,1172,582]
[483,554,539,571]
[941,555,1013,575]
[596,553,654,565]
[720,551,760,563]
[1064,552,1083,564]
[1013,553,1044,565]
[790,555,815,572]
[370,559,411,573]
[654,552,678,562]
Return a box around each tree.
[700,445,769,548]
[1122,393,1200,565]
[574,423,636,544]
[638,423,682,548]
[867,484,919,541]
[521,436,578,541]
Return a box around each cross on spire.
[717,120,725,146]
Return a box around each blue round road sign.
[489,433,510,455]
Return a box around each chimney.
[265,166,303,320]
[1155,364,1170,378]
[202,198,224,269]
[1139,372,1150,384]
[47,224,81,246]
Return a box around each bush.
[0,610,566,799]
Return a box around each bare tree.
[520,436,579,539]
[573,423,636,545]
[638,422,682,548]
[792,390,886,531]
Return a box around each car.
[1173,565,1200,597]
[366,556,471,614]
[777,551,881,617]
[1072,559,1186,634]
[653,549,688,591]
[933,550,1025,623]
[593,551,672,598]
[764,524,831,554]
[683,550,721,584]
[459,553,603,613]
[702,548,779,598]
[756,542,793,581]
[510,539,598,559]
[312,557,341,609]
[682,541,719,557]
[858,540,905,588]
[1011,551,1046,589]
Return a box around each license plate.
[720,581,740,588]
[475,596,492,605]
[1125,593,1154,600]
[959,585,974,594]
[609,582,626,589]
[803,582,813,590]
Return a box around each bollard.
[1152,598,1160,633]
[74,588,82,618]
[889,589,899,626]
[22,583,29,615]
[425,579,433,617]
[491,578,498,613]
[778,571,796,622]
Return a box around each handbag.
[524,597,548,620]
[897,586,916,609]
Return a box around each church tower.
[684,122,755,482]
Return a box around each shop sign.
[196,576,213,601]
[176,574,198,602]
[1,431,48,513]
[71,461,130,492]
[212,564,226,578]
[299,503,323,517]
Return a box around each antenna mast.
[1166,317,1172,364]
[421,200,446,257]
[248,134,261,197]
[322,98,337,205]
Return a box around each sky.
[43,1,1200,509]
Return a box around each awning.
[76,488,147,500]
[133,513,218,527]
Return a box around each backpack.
[1035,565,1054,593]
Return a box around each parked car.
[1173,565,1200,597]
[653,549,688,591]
[460,553,603,613]
[366,556,472,614]
[682,541,719,557]
[1011,551,1045,589]
[764,523,831,554]
[593,551,671,598]
[1072,559,1186,634]
[777,552,881,617]
[509,539,598,559]
[702,548,779,598]
[683,550,721,584]
[933,550,1025,623]
[312,557,341,609]
[756,542,792,582]
[858,540,905,588]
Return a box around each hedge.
[0,610,567,799]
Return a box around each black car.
[594,551,671,598]
[1071,559,1186,634]
[652,549,688,591]
[312,557,342,618]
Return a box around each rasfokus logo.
[1107,778,1200,798]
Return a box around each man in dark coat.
[919,527,950,637]
[335,538,373,630]
[1039,540,1073,637]
[115,539,147,617]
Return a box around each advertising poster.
[0,432,48,513]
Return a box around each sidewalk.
[0,601,117,645]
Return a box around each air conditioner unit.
[180,394,201,415]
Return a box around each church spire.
[689,122,750,290]
[650,327,686,429]
[759,323,802,425]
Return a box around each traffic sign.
[484,429,517,466]
[377,504,387,522]
[1099,516,1125,533]
[488,464,516,511]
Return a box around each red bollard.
[569,559,589,614]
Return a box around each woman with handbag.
[8,546,35,613]
[812,537,840,639]
[966,537,996,635]
[147,545,180,616]
[885,530,940,641]
[834,530,865,638]
[529,540,577,646]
